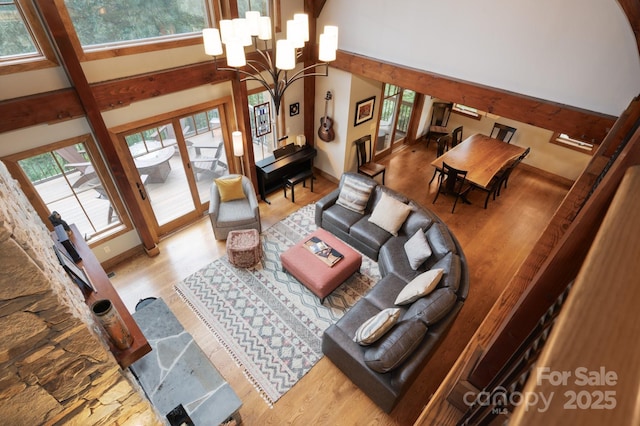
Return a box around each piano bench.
[283,169,314,203]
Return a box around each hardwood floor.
[109,141,571,425]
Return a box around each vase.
[91,299,133,350]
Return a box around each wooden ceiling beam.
[331,50,617,143]
[618,0,640,54]
[0,89,83,133]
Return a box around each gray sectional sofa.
[316,172,469,413]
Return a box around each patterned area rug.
[175,204,380,406]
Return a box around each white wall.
[320,0,640,117]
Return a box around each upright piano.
[255,144,317,203]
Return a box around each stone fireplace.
[0,161,161,424]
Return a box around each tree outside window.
[63,0,208,48]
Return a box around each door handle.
[136,181,146,200]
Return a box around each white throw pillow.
[336,175,375,214]
[395,269,444,305]
[353,308,401,346]
[404,228,432,270]
[368,192,413,236]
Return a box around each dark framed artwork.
[354,96,375,127]
[289,102,300,116]
[254,102,271,137]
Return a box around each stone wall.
[0,161,161,425]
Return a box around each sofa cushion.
[322,204,364,234]
[336,174,376,214]
[363,318,428,373]
[404,228,432,270]
[363,274,410,310]
[379,236,424,283]
[353,307,401,346]
[400,201,436,237]
[395,268,444,305]
[350,215,394,253]
[426,222,458,258]
[404,288,458,326]
[215,175,245,202]
[368,192,413,236]
[432,252,462,293]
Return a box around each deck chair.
[57,146,96,188]
[191,143,228,180]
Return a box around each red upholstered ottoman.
[227,229,262,268]
[281,228,362,303]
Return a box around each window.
[550,132,595,154]
[2,136,130,244]
[0,0,57,74]
[452,103,481,119]
[237,0,269,16]
[62,0,210,56]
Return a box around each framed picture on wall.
[354,96,375,127]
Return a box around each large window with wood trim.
[60,0,212,58]
[1,135,131,244]
[0,0,57,74]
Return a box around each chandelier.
[202,8,338,143]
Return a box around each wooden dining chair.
[425,102,453,147]
[451,126,463,149]
[490,123,517,143]
[355,135,386,184]
[433,161,471,213]
[499,147,531,194]
[429,135,451,184]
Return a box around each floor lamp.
[232,131,245,175]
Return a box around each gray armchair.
[208,174,261,240]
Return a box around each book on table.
[304,236,344,267]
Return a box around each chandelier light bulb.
[275,39,295,70]
[258,16,272,40]
[245,11,261,36]
[294,13,309,42]
[226,40,246,67]
[219,19,233,44]
[203,28,223,56]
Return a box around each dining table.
[431,133,527,189]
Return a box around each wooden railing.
[510,166,640,425]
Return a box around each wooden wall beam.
[0,89,83,134]
[90,62,232,110]
[331,51,617,143]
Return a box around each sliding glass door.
[119,105,232,238]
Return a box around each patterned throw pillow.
[395,268,444,305]
[336,175,375,214]
[353,308,401,346]
[368,192,413,236]
[215,176,246,202]
[404,228,432,270]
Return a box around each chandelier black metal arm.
[211,40,329,115]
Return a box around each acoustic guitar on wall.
[318,91,335,142]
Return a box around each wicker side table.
[226,229,262,268]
